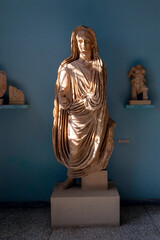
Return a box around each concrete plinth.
[51,182,120,227]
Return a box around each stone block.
[51,182,120,227]
[81,170,108,190]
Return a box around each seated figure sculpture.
[52,26,116,189]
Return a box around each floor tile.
[50,205,160,240]
[144,205,160,230]
[1,205,160,240]
[0,207,51,240]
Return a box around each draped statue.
[52,26,116,189]
[129,64,149,101]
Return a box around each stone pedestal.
[129,100,151,105]
[51,182,120,227]
[81,170,108,190]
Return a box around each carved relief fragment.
[9,85,25,105]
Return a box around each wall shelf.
[0,105,29,109]
[125,105,155,110]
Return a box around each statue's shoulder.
[58,62,76,80]
[58,64,70,74]
[61,61,78,72]
[67,60,78,69]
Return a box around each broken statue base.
[51,171,120,227]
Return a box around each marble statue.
[0,71,7,104]
[129,64,150,103]
[9,85,25,105]
[52,26,116,189]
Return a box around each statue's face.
[76,34,92,55]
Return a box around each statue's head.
[76,30,93,57]
[59,26,101,73]
[71,26,99,60]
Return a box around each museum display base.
[81,170,108,190]
[50,182,120,227]
[129,100,151,105]
[125,104,154,109]
[9,101,25,105]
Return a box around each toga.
[53,58,115,178]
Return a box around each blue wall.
[0,0,160,201]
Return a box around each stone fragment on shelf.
[0,71,7,104]
[9,85,25,105]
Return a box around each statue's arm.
[128,70,132,78]
[128,66,136,78]
[57,67,72,110]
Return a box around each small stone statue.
[9,85,25,105]
[0,71,7,104]
[52,25,116,189]
[129,64,151,105]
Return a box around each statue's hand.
[58,89,71,110]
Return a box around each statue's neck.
[79,52,92,62]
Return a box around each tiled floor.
[0,205,160,240]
